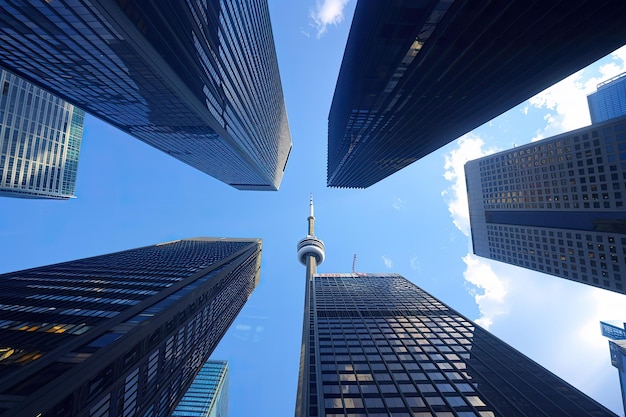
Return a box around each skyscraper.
[172,360,229,417]
[1,69,84,199]
[0,238,261,417]
[465,115,626,295]
[296,200,616,416]
[327,0,626,188]
[0,0,291,190]
[600,321,626,416]
[588,72,626,123]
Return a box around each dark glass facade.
[297,273,616,417]
[327,0,626,188]
[466,115,626,294]
[0,0,292,190]
[588,72,626,124]
[0,238,261,417]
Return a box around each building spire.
[308,193,315,236]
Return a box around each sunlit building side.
[588,72,626,124]
[466,115,626,295]
[173,360,229,417]
[0,69,84,199]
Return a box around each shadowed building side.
[328,0,626,188]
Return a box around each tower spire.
[308,193,315,236]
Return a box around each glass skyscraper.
[0,0,291,190]
[173,360,229,417]
[327,0,626,188]
[588,72,626,124]
[601,321,626,416]
[0,238,261,417]
[297,273,617,417]
[0,68,84,199]
[296,200,616,416]
[466,115,626,295]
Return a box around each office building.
[295,200,616,416]
[602,321,626,340]
[327,0,626,188]
[588,72,626,123]
[1,69,84,199]
[0,238,261,417]
[466,115,626,295]
[0,1,291,190]
[173,360,229,417]
[601,321,626,416]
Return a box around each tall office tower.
[600,321,626,416]
[466,115,626,295]
[327,0,626,188]
[588,72,626,123]
[295,202,616,416]
[172,360,229,417]
[0,1,291,191]
[0,69,85,199]
[0,238,261,417]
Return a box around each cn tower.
[296,194,325,278]
[295,195,325,416]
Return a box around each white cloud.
[521,105,529,115]
[441,137,509,329]
[462,254,509,329]
[382,255,393,269]
[409,256,421,271]
[442,134,498,236]
[309,0,350,38]
[528,45,626,139]
[392,198,406,211]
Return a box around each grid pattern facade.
[0,0,291,190]
[297,273,615,417]
[0,69,84,199]
[601,321,626,340]
[0,238,261,417]
[588,72,626,123]
[466,116,626,294]
[327,0,626,188]
[172,360,229,417]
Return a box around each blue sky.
[1,0,626,415]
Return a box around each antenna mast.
[352,254,357,273]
